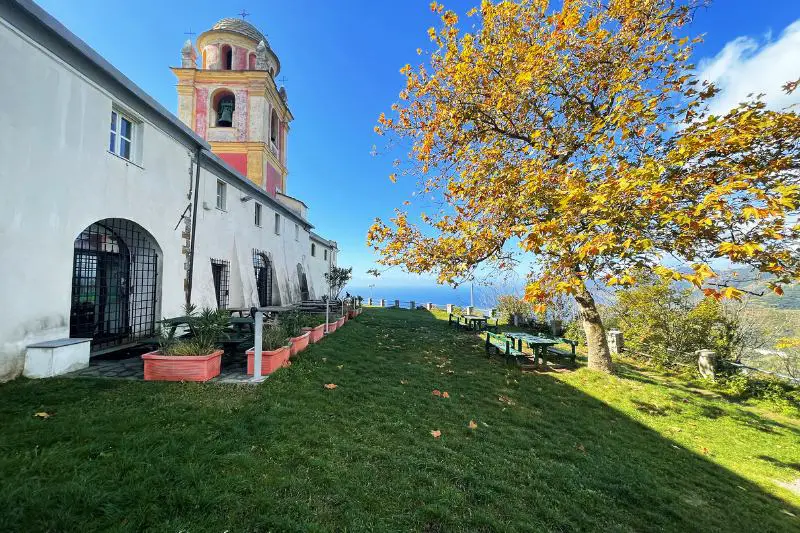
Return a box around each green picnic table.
[463,314,489,331]
[504,332,557,365]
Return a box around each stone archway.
[296,263,310,301]
[69,218,162,353]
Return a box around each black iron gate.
[70,219,158,352]
[253,250,272,306]
[210,258,230,309]
[297,263,310,301]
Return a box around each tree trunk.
[575,286,614,374]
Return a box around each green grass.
[1,308,799,532]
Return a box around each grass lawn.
[1,308,799,532]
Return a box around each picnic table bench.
[485,332,531,366]
[505,332,576,365]
[157,316,254,354]
[449,313,499,332]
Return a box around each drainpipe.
[185,146,202,307]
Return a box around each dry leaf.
[576,443,587,454]
[337,365,343,370]
[468,420,478,430]
[33,412,51,419]
[432,389,442,397]
[323,383,337,389]
[400,380,408,385]
[442,391,450,398]
[430,429,442,438]
[498,395,515,406]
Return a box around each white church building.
[0,1,338,380]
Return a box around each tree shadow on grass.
[758,455,800,473]
[504,372,800,532]
[0,309,798,532]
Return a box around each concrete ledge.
[24,338,91,378]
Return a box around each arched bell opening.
[211,89,235,128]
[220,44,232,70]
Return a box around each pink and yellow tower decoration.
[172,18,291,196]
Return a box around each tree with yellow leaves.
[369,0,800,373]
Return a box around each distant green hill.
[722,268,800,310]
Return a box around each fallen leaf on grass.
[468,420,478,430]
[323,383,337,390]
[337,365,343,370]
[430,430,441,438]
[498,395,515,406]
[33,412,51,419]
[432,389,442,397]
[702,447,709,455]
[576,443,587,454]
[442,391,450,399]
[400,380,408,385]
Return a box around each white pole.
[253,310,263,380]
[325,255,331,333]
[470,282,474,308]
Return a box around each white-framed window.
[109,109,136,161]
[295,224,299,241]
[254,203,262,226]
[216,180,227,211]
[311,243,316,257]
[324,249,328,261]
[274,213,281,235]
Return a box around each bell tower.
[171,18,292,196]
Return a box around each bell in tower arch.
[216,94,235,127]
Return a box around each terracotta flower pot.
[302,324,326,343]
[348,310,357,319]
[142,349,223,382]
[327,321,338,333]
[336,316,345,328]
[288,331,311,357]
[245,345,290,376]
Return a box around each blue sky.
[35,0,800,293]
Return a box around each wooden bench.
[539,335,577,365]
[448,313,467,329]
[485,332,530,365]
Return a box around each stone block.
[24,338,91,378]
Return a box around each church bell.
[217,100,234,127]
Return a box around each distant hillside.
[722,267,800,310]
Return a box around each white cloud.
[697,19,800,115]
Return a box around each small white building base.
[23,338,91,378]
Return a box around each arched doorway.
[69,219,161,353]
[253,250,273,307]
[296,263,310,301]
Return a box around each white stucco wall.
[0,13,336,381]
[191,168,335,310]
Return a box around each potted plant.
[300,313,326,343]
[142,305,229,382]
[327,316,338,333]
[246,324,290,375]
[282,311,311,357]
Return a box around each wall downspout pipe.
[185,146,202,307]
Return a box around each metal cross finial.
[184,28,196,39]
[238,9,250,19]
[278,75,288,85]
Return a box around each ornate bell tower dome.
[172,16,291,196]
